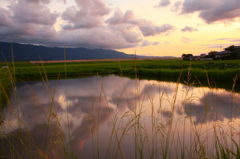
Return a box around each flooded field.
[1,75,240,159]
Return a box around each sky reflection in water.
[1,75,240,159]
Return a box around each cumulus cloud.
[62,7,104,29]
[139,23,174,36]
[171,1,182,12]
[0,0,57,44]
[156,0,171,7]
[106,10,135,25]
[11,0,57,25]
[107,9,175,36]
[53,26,142,49]
[0,0,175,49]
[62,0,110,29]
[181,26,198,32]
[182,0,240,23]
[141,40,160,47]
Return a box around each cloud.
[171,1,182,12]
[155,0,171,7]
[106,10,134,25]
[62,0,110,29]
[215,38,233,41]
[230,38,240,42]
[139,23,175,36]
[107,9,175,36]
[0,0,175,49]
[52,25,142,49]
[0,8,12,27]
[214,38,240,42]
[74,0,110,15]
[182,0,240,23]
[0,0,57,45]
[11,0,57,25]
[140,40,160,47]
[181,26,198,32]
[25,0,50,3]
[203,43,229,49]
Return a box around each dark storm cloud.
[181,26,198,32]
[182,0,240,23]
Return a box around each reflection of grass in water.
[1,59,240,91]
[0,59,240,159]
[0,70,9,109]
[0,63,75,159]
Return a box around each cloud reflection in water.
[182,92,240,124]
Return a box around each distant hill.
[0,42,136,62]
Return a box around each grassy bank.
[2,59,238,89]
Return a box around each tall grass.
[4,59,239,92]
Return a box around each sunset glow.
[0,0,240,56]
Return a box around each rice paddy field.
[1,59,240,81]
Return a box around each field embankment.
[8,59,240,84]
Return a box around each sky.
[0,0,240,56]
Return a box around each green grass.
[1,59,238,89]
[1,59,238,79]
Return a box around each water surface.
[1,75,240,159]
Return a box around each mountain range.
[0,42,136,62]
